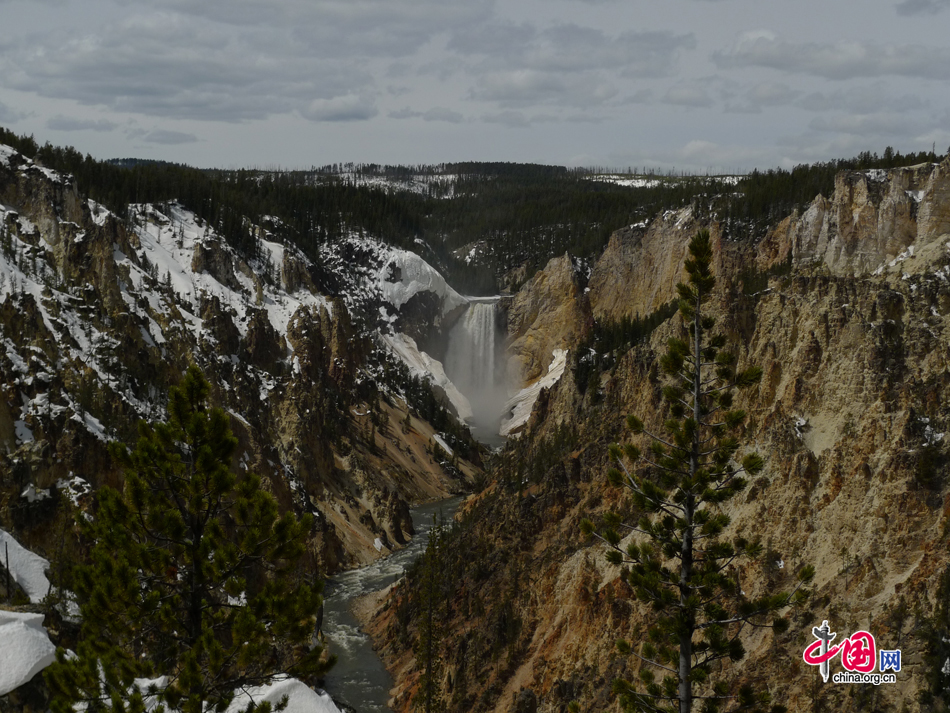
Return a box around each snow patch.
[21,484,51,503]
[14,419,33,443]
[0,144,16,167]
[0,529,51,603]
[380,333,473,422]
[377,248,467,314]
[0,611,57,696]
[432,433,454,457]
[57,475,93,507]
[500,349,568,437]
[226,677,342,713]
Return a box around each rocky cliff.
[362,159,950,713]
[504,254,589,391]
[0,145,482,581]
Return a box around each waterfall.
[444,301,505,441]
[446,302,496,394]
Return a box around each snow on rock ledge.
[380,333,474,422]
[377,248,467,315]
[225,677,342,713]
[0,611,56,696]
[0,529,51,603]
[500,349,568,437]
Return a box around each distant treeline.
[0,128,427,266]
[3,127,945,295]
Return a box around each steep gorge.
[4,137,950,713]
[362,160,950,713]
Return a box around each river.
[321,496,465,713]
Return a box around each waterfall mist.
[444,301,506,444]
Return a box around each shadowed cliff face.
[363,161,950,713]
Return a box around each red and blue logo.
[803,621,900,684]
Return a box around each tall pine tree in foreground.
[583,230,812,713]
[47,366,333,713]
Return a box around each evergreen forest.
[4,126,939,297]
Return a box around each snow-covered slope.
[380,332,473,422]
[226,677,342,713]
[0,143,476,447]
[121,203,331,342]
[0,147,333,447]
[316,235,478,422]
[376,245,467,315]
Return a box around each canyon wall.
[0,147,480,578]
[365,159,950,713]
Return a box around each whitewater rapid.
[321,497,464,713]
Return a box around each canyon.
[2,140,950,713]
[360,159,950,713]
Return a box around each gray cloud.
[808,112,927,137]
[481,111,530,128]
[798,83,927,113]
[723,81,799,113]
[563,113,607,124]
[388,108,420,119]
[470,71,619,109]
[448,21,537,58]
[0,12,378,122]
[388,106,465,123]
[746,81,799,106]
[302,94,378,122]
[423,107,464,123]
[451,23,694,78]
[774,125,946,167]
[0,100,28,123]
[451,23,694,112]
[895,0,950,14]
[47,115,118,132]
[620,89,655,105]
[157,0,495,58]
[714,30,950,80]
[663,85,714,108]
[137,129,198,144]
[0,0,490,124]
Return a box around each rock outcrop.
[756,159,950,277]
[588,207,722,322]
[505,254,590,390]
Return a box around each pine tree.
[583,230,812,713]
[918,565,950,710]
[46,366,333,713]
[414,515,446,713]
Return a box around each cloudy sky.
[1,0,949,172]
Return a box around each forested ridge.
[2,127,943,296]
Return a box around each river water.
[321,496,464,713]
